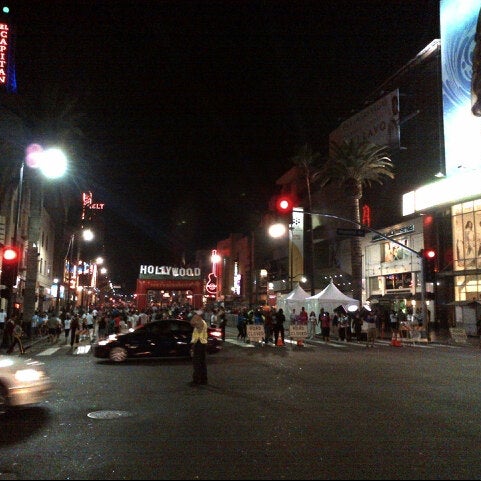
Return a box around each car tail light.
[209,330,222,339]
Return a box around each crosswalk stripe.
[37,347,61,356]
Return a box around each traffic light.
[1,245,20,294]
[275,195,294,214]
[421,248,436,283]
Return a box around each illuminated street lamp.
[21,145,68,326]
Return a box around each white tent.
[305,280,359,316]
[276,284,310,323]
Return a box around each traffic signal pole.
[297,209,430,341]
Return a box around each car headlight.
[14,368,45,382]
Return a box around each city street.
[1,329,481,480]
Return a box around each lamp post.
[20,145,68,327]
[65,228,94,313]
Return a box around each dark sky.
[9,0,440,292]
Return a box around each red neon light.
[362,204,371,227]
[0,23,9,85]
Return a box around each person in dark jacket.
[273,308,286,346]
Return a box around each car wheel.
[109,347,128,362]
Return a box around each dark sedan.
[93,319,222,362]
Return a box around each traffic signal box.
[421,248,436,283]
[1,246,20,297]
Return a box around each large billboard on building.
[441,0,481,176]
[329,89,400,153]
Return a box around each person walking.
[70,314,80,348]
[308,311,317,339]
[189,309,208,386]
[273,308,286,346]
[7,320,25,354]
[63,314,71,343]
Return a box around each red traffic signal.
[2,246,19,263]
[275,195,294,214]
[422,249,436,259]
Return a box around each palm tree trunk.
[350,184,363,303]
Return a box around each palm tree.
[324,139,394,303]
[290,143,323,295]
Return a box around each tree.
[290,143,323,295]
[324,139,394,303]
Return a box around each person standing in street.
[70,314,80,348]
[319,308,331,342]
[189,309,208,386]
[366,312,377,348]
[308,311,317,339]
[63,314,71,343]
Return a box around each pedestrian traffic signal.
[275,195,294,214]
[421,248,436,283]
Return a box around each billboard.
[329,89,400,153]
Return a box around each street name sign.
[336,228,366,237]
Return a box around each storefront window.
[452,200,481,270]
[453,274,481,301]
[385,273,412,289]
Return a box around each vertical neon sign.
[206,249,219,297]
[0,23,9,86]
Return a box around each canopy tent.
[276,284,310,321]
[305,280,359,316]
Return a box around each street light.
[16,144,68,325]
[65,228,95,312]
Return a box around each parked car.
[93,319,222,362]
[0,355,53,414]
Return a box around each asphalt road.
[1,330,481,480]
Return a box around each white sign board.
[246,325,264,342]
[289,324,308,340]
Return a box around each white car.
[0,355,53,413]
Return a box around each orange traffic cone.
[276,337,284,347]
[297,339,304,347]
[390,332,402,347]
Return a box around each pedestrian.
[273,308,286,346]
[2,316,15,349]
[338,313,351,341]
[218,307,227,341]
[366,312,377,348]
[189,309,208,386]
[70,315,80,347]
[352,312,363,342]
[7,320,25,354]
[308,311,317,339]
[263,308,274,344]
[319,308,331,342]
[236,308,247,341]
[289,308,298,326]
[0,308,6,333]
[63,314,71,343]
[298,306,308,325]
[97,315,107,340]
[46,313,61,343]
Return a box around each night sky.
[8,0,440,292]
